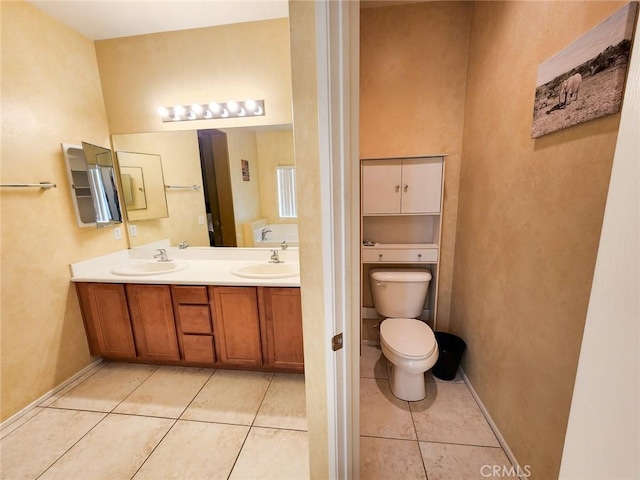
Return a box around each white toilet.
[370,268,439,401]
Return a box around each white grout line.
[0,359,104,431]
[459,367,528,480]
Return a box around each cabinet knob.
[395,185,400,192]
[404,184,408,192]
[418,253,422,260]
[379,253,383,260]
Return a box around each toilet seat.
[380,318,437,359]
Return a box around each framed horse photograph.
[531,2,638,138]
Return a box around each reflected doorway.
[197,129,237,246]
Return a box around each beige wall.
[94,19,292,135]
[0,1,124,421]
[289,2,328,478]
[256,129,296,224]
[111,131,209,248]
[225,129,261,246]
[451,2,624,479]
[360,2,472,329]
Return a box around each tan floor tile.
[0,408,106,480]
[425,369,464,383]
[39,361,106,407]
[0,406,46,440]
[50,362,157,412]
[254,373,307,431]
[362,318,380,344]
[181,369,272,425]
[420,442,512,480]
[360,436,427,480]
[114,366,213,418]
[133,420,248,480]
[410,383,499,446]
[360,378,416,440]
[229,427,309,480]
[39,413,173,480]
[360,344,389,379]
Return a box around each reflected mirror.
[115,151,169,221]
[111,125,296,248]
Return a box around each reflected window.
[277,166,297,218]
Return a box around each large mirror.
[111,124,296,248]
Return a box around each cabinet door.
[126,285,180,362]
[400,158,443,214]
[258,287,304,372]
[210,287,262,367]
[362,159,402,214]
[76,283,136,359]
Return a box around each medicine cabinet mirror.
[62,142,123,228]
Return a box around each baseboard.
[459,367,527,480]
[0,358,103,430]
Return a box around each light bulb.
[157,106,169,117]
[209,102,221,113]
[171,113,181,121]
[174,105,186,116]
[187,110,196,120]
[220,108,229,118]
[237,107,246,117]
[244,99,257,112]
[204,110,213,119]
[254,105,263,115]
[227,101,238,113]
[191,103,203,115]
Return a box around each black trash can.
[432,332,466,380]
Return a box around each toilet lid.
[380,318,437,358]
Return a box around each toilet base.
[387,362,427,402]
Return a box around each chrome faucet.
[178,241,189,249]
[269,249,283,264]
[154,248,170,262]
[281,240,288,250]
[261,228,272,242]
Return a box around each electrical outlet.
[198,215,205,225]
[129,224,138,237]
[113,227,123,240]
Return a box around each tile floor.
[2,347,513,480]
[360,344,513,480]
[0,363,308,480]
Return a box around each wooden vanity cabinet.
[258,287,304,372]
[76,282,303,372]
[210,286,263,368]
[75,283,136,359]
[126,285,180,362]
[171,286,215,364]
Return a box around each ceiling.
[27,0,289,41]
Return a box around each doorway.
[197,129,237,247]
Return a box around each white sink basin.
[111,261,189,276]
[232,262,300,279]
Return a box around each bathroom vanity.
[71,248,304,373]
[360,155,445,329]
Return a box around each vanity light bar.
[157,100,265,122]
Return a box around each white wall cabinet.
[362,157,443,215]
[360,155,445,328]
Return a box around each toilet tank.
[370,268,432,318]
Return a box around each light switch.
[113,227,123,240]
[198,215,205,225]
[129,224,138,237]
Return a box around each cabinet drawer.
[182,335,215,364]
[362,248,438,263]
[178,305,212,334]
[172,286,208,304]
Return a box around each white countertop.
[70,245,301,287]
